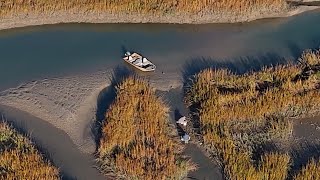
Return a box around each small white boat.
[123,51,156,72]
[177,116,187,126]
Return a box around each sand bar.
[0,70,183,153]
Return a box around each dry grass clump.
[98,76,193,180]
[0,0,288,18]
[186,53,320,134]
[0,122,59,180]
[211,132,291,180]
[299,49,320,66]
[185,49,320,179]
[295,158,320,180]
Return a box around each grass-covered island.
[97,77,195,179]
[185,49,320,179]
[0,0,288,16]
[0,121,60,180]
[0,0,318,30]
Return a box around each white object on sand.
[181,133,190,144]
[177,116,187,126]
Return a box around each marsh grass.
[0,121,59,180]
[0,0,288,18]
[206,130,291,180]
[98,76,194,180]
[295,158,320,180]
[185,49,320,179]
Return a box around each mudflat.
[0,105,106,180]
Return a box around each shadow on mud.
[92,66,134,151]
[0,111,77,180]
[290,142,320,178]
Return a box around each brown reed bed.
[185,49,320,179]
[295,158,320,180]
[0,122,60,180]
[0,0,288,18]
[98,76,194,180]
[209,132,291,180]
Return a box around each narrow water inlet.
[0,8,320,90]
[0,105,106,180]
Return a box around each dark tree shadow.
[92,65,134,151]
[290,142,320,178]
[0,113,76,180]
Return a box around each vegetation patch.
[0,0,288,18]
[185,49,320,179]
[98,76,194,179]
[0,121,60,180]
[295,158,320,180]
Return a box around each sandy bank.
[0,5,319,31]
[0,105,106,180]
[0,70,219,179]
[0,71,110,154]
[0,70,182,154]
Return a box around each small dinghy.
[177,116,187,126]
[123,51,156,72]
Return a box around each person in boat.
[181,133,190,144]
[128,55,134,63]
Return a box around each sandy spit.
[0,5,319,31]
[0,71,219,179]
[0,105,106,180]
[0,70,182,154]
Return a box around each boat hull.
[122,53,156,72]
[123,58,156,72]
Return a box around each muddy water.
[158,88,223,180]
[293,116,320,143]
[0,105,106,180]
[0,9,320,90]
[292,116,320,173]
